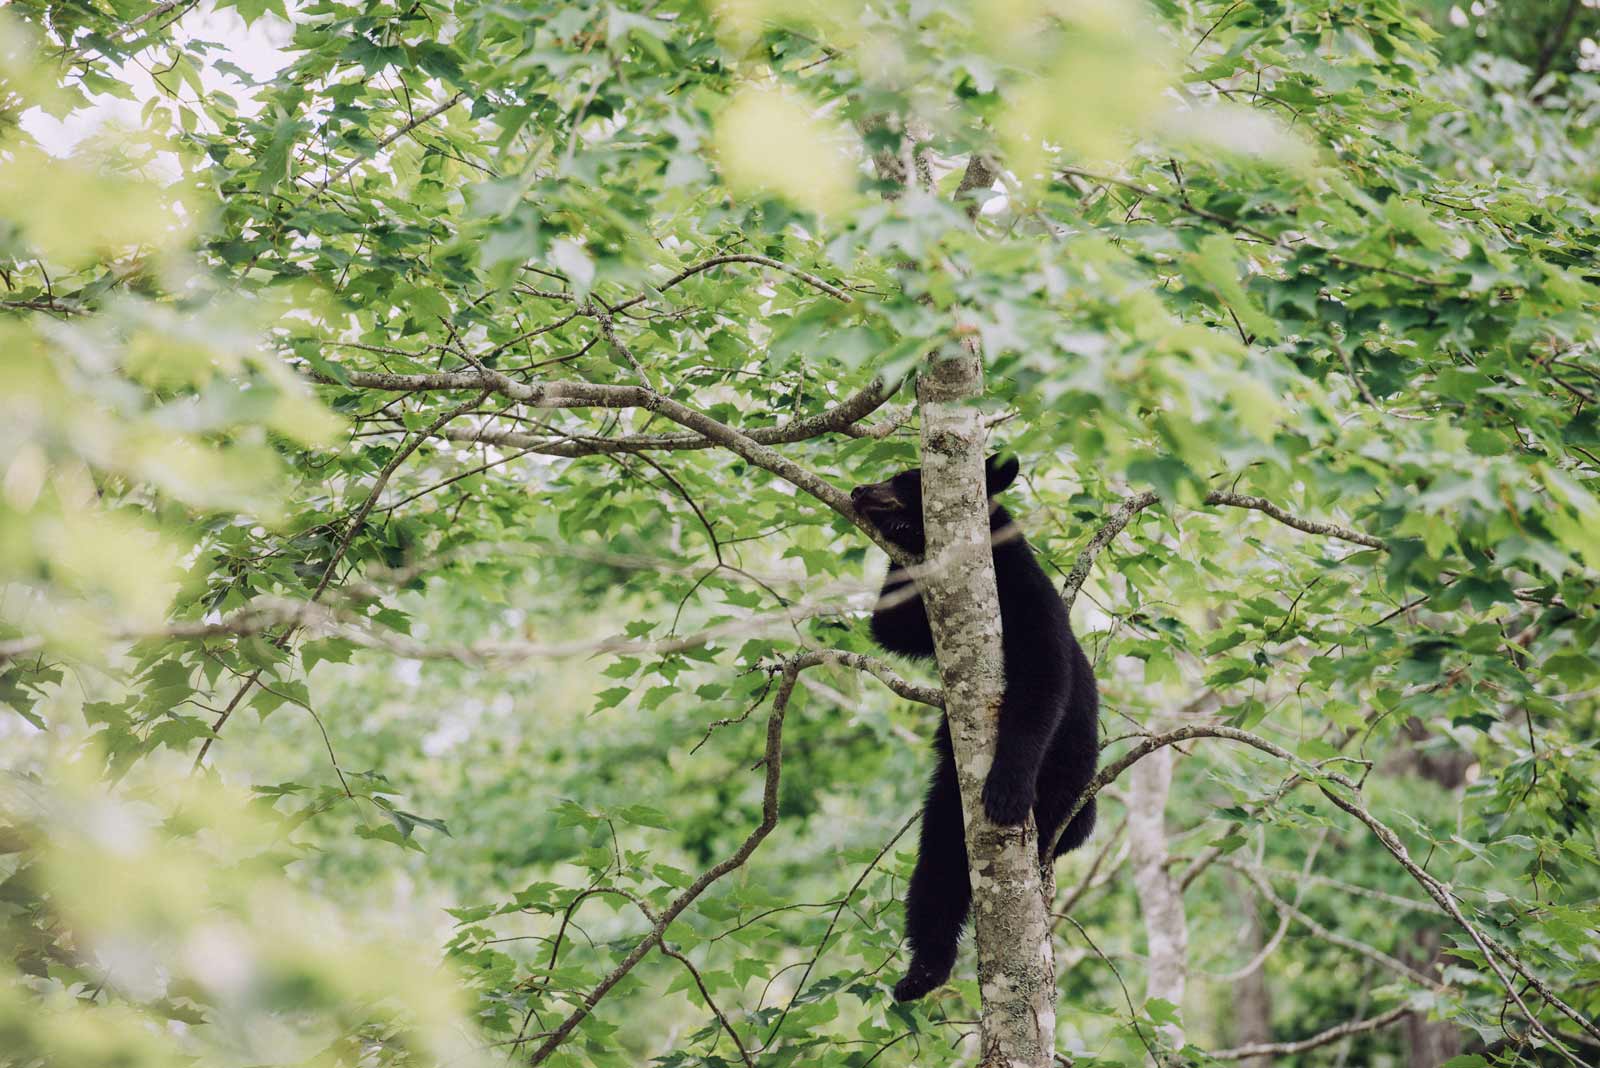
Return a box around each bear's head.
[850,453,1020,554]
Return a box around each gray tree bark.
[915,347,1057,1068]
[1128,744,1187,1048]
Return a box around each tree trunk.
[1230,876,1274,1068]
[1128,744,1187,1048]
[916,348,1057,1068]
[1402,929,1464,1067]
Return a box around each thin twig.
[1061,487,1385,610]
[763,811,919,1048]
[524,658,798,1065]
[1227,859,1443,990]
[658,943,756,1068]
[312,390,488,600]
[1058,165,1445,288]
[325,92,466,186]
[609,253,855,310]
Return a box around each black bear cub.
[850,454,1099,1003]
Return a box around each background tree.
[2,1,1598,1067]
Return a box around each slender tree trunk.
[1229,875,1274,1068]
[1401,928,1464,1068]
[916,347,1057,1068]
[1128,744,1187,1049]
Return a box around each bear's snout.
[851,483,899,512]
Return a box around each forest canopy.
[2,1,1598,1067]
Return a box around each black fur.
[850,455,1099,1003]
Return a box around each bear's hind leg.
[894,738,970,1002]
[1051,796,1097,858]
[1034,764,1097,863]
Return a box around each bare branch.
[117,0,191,37]
[442,375,901,457]
[591,306,653,388]
[777,649,943,708]
[1060,491,1160,611]
[657,943,756,1068]
[1209,1005,1413,1061]
[190,671,263,771]
[1203,491,1388,551]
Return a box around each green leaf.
[255,110,304,194]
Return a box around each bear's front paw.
[892,960,950,1003]
[981,775,1034,826]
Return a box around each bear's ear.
[985,453,1020,496]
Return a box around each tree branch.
[1060,488,1386,612]
[610,253,855,310]
[763,811,919,1047]
[306,365,911,562]
[1209,1005,1413,1060]
[117,0,190,36]
[1060,491,1160,611]
[1047,725,1364,867]
[657,942,756,1068]
[591,306,653,388]
[440,375,901,457]
[1316,785,1600,1056]
[312,391,487,601]
[1203,491,1387,550]
[1227,859,1444,990]
[524,656,796,1066]
[326,92,467,186]
[776,649,944,708]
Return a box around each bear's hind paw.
[892,961,949,1003]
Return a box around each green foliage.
[2,0,1599,1066]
